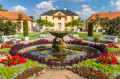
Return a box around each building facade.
[41,7,78,31]
[84,12,120,32]
[0,11,34,32]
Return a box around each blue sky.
[0,0,119,20]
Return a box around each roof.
[86,12,120,21]
[0,11,33,21]
[41,10,78,16]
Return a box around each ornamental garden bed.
[1,39,120,79]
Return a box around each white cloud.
[76,5,96,20]
[102,6,105,9]
[61,0,87,2]
[11,5,27,12]
[34,0,57,19]
[110,0,120,11]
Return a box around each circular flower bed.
[9,39,108,67]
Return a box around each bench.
[40,34,46,38]
[73,34,78,38]
[2,35,21,44]
[100,35,118,43]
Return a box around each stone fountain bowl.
[50,31,69,38]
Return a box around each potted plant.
[88,22,93,41]
[23,20,29,41]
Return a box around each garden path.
[34,69,86,79]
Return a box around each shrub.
[88,22,93,37]
[15,67,46,79]
[23,20,29,37]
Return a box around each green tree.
[95,14,100,30]
[36,18,54,31]
[65,19,81,31]
[0,4,8,11]
[88,22,93,37]
[29,16,34,20]
[18,13,23,31]
[23,20,29,37]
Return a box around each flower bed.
[77,59,120,79]
[9,39,108,67]
[0,60,45,79]
[108,43,119,48]
[15,67,46,79]
[72,66,110,79]
[0,54,27,67]
[110,51,120,56]
[99,54,118,65]
[1,43,13,49]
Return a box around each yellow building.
[0,11,34,32]
[41,7,78,31]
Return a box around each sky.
[0,0,120,20]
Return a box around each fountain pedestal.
[50,31,69,54]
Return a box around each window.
[58,17,61,20]
[72,17,74,20]
[58,23,61,31]
[53,17,54,20]
[46,16,47,20]
[65,17,67,20]
[58,13,61,15]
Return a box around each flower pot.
[88,36,92,41]
[24,36,29,41]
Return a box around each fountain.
[50,31,68,55]
[22,31,99,61]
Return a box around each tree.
[0,4,8,11]
[95,14,100,30]
[88,22,93,37]
[23,20,29,37]
[29,16,34,20]
[65,19,80,31]
[18,13,23,32]
[36,18,54,31]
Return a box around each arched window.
[58,13,61,15]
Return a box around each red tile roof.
[0,11,33,21]
[86,12,120,21]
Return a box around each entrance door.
[58,23,61,31]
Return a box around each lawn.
[15,32,41,40]
[15,32,102,41]
[77,32,103,40]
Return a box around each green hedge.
[0,60,45,79]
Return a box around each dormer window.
[58,13,61,15]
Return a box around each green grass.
[77,32,103,40]
[15,32,41,40]
[15,32,103,41]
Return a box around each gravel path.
[34,69,86,79]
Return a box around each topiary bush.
[23,20,29,37]
[88,22,93,37]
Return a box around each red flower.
[8,65,11,67]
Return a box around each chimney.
[53,7,55,10]
[64,7,66,10]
